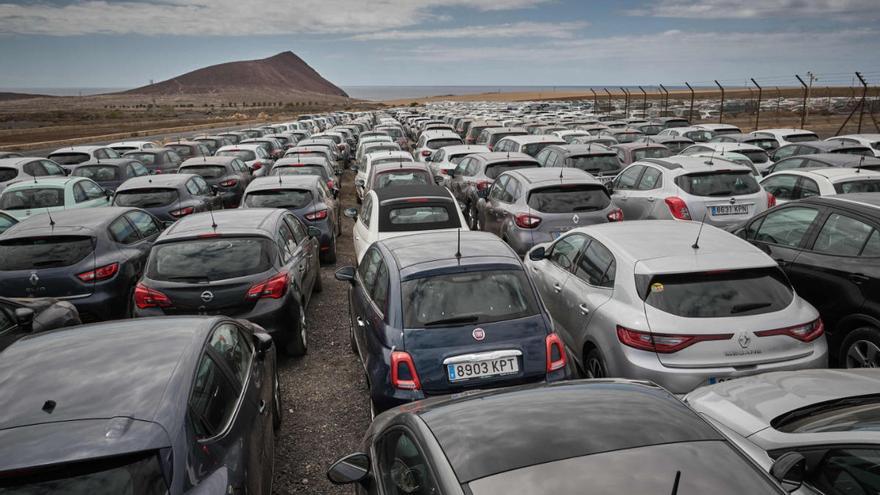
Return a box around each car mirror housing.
[327,452,370,485]
[434,175,445,185]
[14,307,35,333]
[355,178,366,187]
[350,165,359,172]
[528,246,546,261]
[334,266,356,284]
[253,332,273,360]
[770,452,806,493]
[344,207,358,219]
[307,226,321,238]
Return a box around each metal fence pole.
[795,74,808,129]
[620,87,629,117]
[590,88,598,114]
[659,84,669,116]
[685,82,694,124]
[715,80,725,123]
[604,88,613,114]
[638,86,647,118]
[856,72,868,133]
[751,78,762,131]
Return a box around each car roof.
[546,144,614,156]
[690,142,763,152]
[380,230,520,277]
[116,173,196,190]
[696,123,741,130]
[3,207,138,236]
[371,162,431,174]
[471,151,537,163]
[50,146,103,154]
[413,380,721,483]
[833,133,880,140]
[274,156,329,166]
[180,156,237,167]
[793,153,880,166]
[768,167,880,181]
[435,144,490,155]
[820,192,880,210]
[76,159,138,167]
[218,144,262,151]
[613,142,667,151]
[0,157,43,168]
[160,208,283,240]
[246,175,320,191]
[786,140,870,151]
[501,135,566,145]
[636,155,752,173]
[2,177,78,189]
[507,167,601,186]
[422,130,461,139]
[373,184,451,203]
[123,148,168,155]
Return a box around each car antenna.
[208,203,218,230]
[455,228,462,258]
[692,210,707,250]
[705,148,715,166]
[670,471,681,495]
[857,155,864,174]
[46,208,55,228]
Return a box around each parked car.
[0,152,23,159]
[711,132,780,151]
[695,123,742,135]
[827,133,880,157]
[112,173,221,224]
[682,142,774,174]
[571,135,621,148]
[640,134,694,153]
[123,148,184,174]
[525,220,827,393]
[493,135,566,157]
[464,120,501,144]
[335,230,567,415]
[658,126,715,142]
[0,296,80,351]
[0,176,110,221]
[612,142,672,166]
[178,156,253,208]
[364,161,435,196]
[426,144,490,181]
[0,207,162,321]
[134,209,322,356]
[164,140,210,160]
[241,138,286,160]
[241,176,340,263]
[355,150,415,202]
[0,157,67,192]
[107,140,159,154]
[751,128,820,147]
[70,158,151,192]
[761,167,880,204]
[414,130,464,162]
[534,144,620,183]
[686,369,880,495]
[599,127,646,144]
[448,152,540,226]
[328,380,798,494]
[216,144,274,176]
[216,131,247,145]
[655,116,690,128]
[476,168,622,255]
[48,145,121,168]
[772,140,875,164]
[270,157,339,194]
[0,316,280,493]
[767,153,880,175]
[477,127,528,150]
[629,122,665,136]
[191,135,233,155]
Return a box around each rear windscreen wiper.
[422,315,480,327]
[730,302,772,314]
[165,276,211,283]
[31,259,68,267]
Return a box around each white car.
[693,123,742,136]
[48,146,121,168]
[413,130,463,162]
[552,130,592,143]
[657,126,715,143]
[347,185,468,263]
[680,142,773,174]
[426,144,491,181]
[215,144,272,176]
[0,157,68,192]
[826,133,880,157]
[356,150,414,202]
[493,135,566,157]
[355,135,394,165]
[750,128,820,147]
[107,141,160,154]
[760,167,880,204]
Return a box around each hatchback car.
[0,316,280,494]
[112,173,221,224]
[426,144,490,181]
[682,142,774,174]
[0,207,162,321]
[364,162,435,195]
[827,133,880,157]
[178,156,253,208]
[133,209,321,356]
[0,156,67,192]
[752,128,820,147]
[612,142,672,166]
[761,167,880,204]
[0,176,110,221]
[164,140,210,160]
[270,157,338,192]
[414,130,463,162]
[48,145,120,168]
[695,123,742,136]
[771,141,874,163]
[640,134,695,153]
[535,144,621,184]
[335,230,567,415]
[123,148,184,174]
[0,296,80,351]
[476,168,622,255]
[598,127,646,144]
[448,152,540,226]
[216,144,274,176]
[767,153,880,175]
[711,132,780,151]
[70,158,151,192]
[191,135,233,155]
[526,220,827,393]
[493,135,566,157]
[658,126,715,142]
[611,156,772,228]
[356,150,414,202]
[328,380,797,494]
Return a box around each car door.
[124,210,162,275]
[497,176,522,235]
[744,204,823,271]
[534,234,589,328]
[481,175,507,234]
[354,195,373,261]
[611,165,644,219]
[277,216,310,303]
[449,158,471,201]
[286,214,317,297]
[483,175,509,234]
[350,247,381,365]
[373,427,442,495]
[626,165,663,219]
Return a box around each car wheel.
[349,316,358,355]
[320,237,337,264]
[284,304,308,356]
[841,327,880,368]
[584,348,607,378]
[272,368,283,433]
[313,271,323,293]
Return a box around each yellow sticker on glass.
[651,283,664,293]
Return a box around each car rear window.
[0,167,18,182]
[125,153,157,165]
[747,139,778,150]
[376,171,431,189]
[786,133,819,143]
[379,202,460,232]
[675,171,760,197]
[148,237,273,282]
[528,185,611,213]
[835,180,880,194]
[72,165,119,181]
[47,153,90,165]
[217,150,256,161]
[684,130,713,142]
[113,188,178,208]
[638,267,794,317]
[738,149,769,163]
[0,236,94,270]
[179,165,226,179]
[567,155,620,174]
[633,148,672,160]
[772,395,880,433]
[834,147,875,157]
[401,270,539,328]
[166,144,195,158]
[522,143,557,156]
[243,189,312,209]
[485,162,539,179]
[0,188,65,210]
[373,157,413,167]
[275,165,328,179]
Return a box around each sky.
[0,0,878,90]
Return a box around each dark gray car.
[535,144,622,184]
[178,156,253,208]
[0,296,80,351]
[448,152,540,228]
[70,158,151,192]
[123,148,184,174]
[113,173,222,224]
[641,135,695,153]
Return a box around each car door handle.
[356,317,366,327]
[258,400,267,414]
[850,273,870,284]
[553,283,562,293]
[578,303,590,315]
[773,258,789,267]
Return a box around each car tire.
[840,327,880,368]
[284,304,308,356]
[349,316,358,355]
[320,237,337,265]
[272,368,283,433]
[313,271,323,293]
[584,348,607,378]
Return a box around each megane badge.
[572,214,580,224]
[200,291,214,303]
[738,333,752,349]
[472,328,486,341]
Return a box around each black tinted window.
[0,452,168,494]
[180,165,226,179]
[124,153,157,165]
[109,217,139,244]
[0,168,17,182]
[243,189,312,209]
[275,166,328,178]
[528,185,610,213]
[148,237,273,282]
[47,153,89,165]
[574,240,615,288]
[426,138,463,149]
[0,236,93,270]
[376,171,431,189]
[217,150,256,161]
[189,353,238,438]
[567,155,620,173]
[113,189,177,208]
[674,171,760,197]
[0,188,65,210]
[484,162,538,179]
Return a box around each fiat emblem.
[200,290,214,303]
[472,328,486,341]
[572,214,580,224]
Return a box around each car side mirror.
[355,178,365,187]
[770,452,806,493]
[14,307,35,333]
[253,332,273,360]
[334,265,356,284]
[528,246,546,261]
[344,207,358,219]
[104,189,112,200]
[434,175,444,185]
[605,182,614,194]
[327,452,370,485]
[350,165,359,172]
[307,226,321,238]
[448,169,456,178]
[424,155,432,162]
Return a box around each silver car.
[524,220,827,394]
[611,156,772,229]
[475,168,622,256]
[685,369,880,495]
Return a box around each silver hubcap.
[586,358,605,378]
[846,339,880,368]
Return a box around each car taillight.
[76,262,119,282]
[767,191,777,208]
[246,272,289,300]
[616,326,733,353]
[545,333,567,372]
[219,179,238,187]
[515,213,541,229]
[664,197,692,220]
[756,319,824,343]
[607,208,624,222]
[476,180,492,192]
[421,150,431,157]
[305,209,328,221]
[327,179,335,190]
[169,206,194,218]
[252,162,263,170]
[134,283,172,309]
[337,144,345,150]
[391,351,421,390]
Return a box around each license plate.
[447,357,519,382]
[710,204,750,216]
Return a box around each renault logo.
[738,332,752,349]
[572,214,580,224]
[200,291,214,303]
[29,272,40,287]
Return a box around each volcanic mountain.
[123,51,348,99]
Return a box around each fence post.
[714,80,725,123]
[659,84,669,116]
[603,88,613,114]
[856,72,868,133]
[590,88,598,114]
[637,86,647,118]
[685,82,695,124]
[620,87,629,117]
[751,78,762,131]
[795,74,808,129]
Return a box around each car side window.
[125,210,161,239]
[277,221,298,261]
[109,216,140,244]
[22,161,46,176]
[614,165,643,191]
[453,158,470,177]
[94,149,108,160]
[754,206,820,248]
[798,177,820,199]
[548,234,588,272]
[358,247,382,297]
[466,160,480,176]
[361,195,373,228]
[81,180,106,200]
[209,323,253,384]
[73,182,88,203]
[488,176,507,201]
[285,215,307,244]
[772,146,798,160]
[168,151,182,163]
[809,448,880,495]
[41,161,66,176]
[545,152,558,168]
[193,176,211,196]
[376,428,440,495]
[371,259,389,313]
[535,148,551,166]
[504,177,521,202]
[574,239,616,288]
[637,167,662,190]
[762,175,798,201]
[812,213,875,256]
[189,353,239,439]
[185,180,200,196]
[0,305,13,335]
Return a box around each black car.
[70,158,151,192]
[178,156,254,208]
[112,173,222,224]
[0,316,279,494]
[335,230,567,416]
[192,135,233,155]
[639,134,695,153]
[0,207,162,322]
[327,380,797,494]
[767,153,880,175]
[123,148,184,174]
[133,209,322,356]
[0,296,80,351]
[734,193,880,367]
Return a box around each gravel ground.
[272,169,371,494]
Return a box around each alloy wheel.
[846,339,880,368]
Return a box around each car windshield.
[835,180,880,193]
[166,144,194,158]
[113,188,178,208]
[147,237,273,282]
[567,155,620,174]
[179,165,226,179]
[772,396,880,433]
[675,171,760,197]
[0,235,94,270]
[528,185,611,213]
[275,166,327,178]
[786,133,819,143]
[522,142,557,156]
[0,168,18,183]
[485,162,539,179]
[125,153,157,165]
[633,148,672,160]
[72,165,119,181]
[0,451,168,495]
[243,189,312,209]
[376,171,431,189]
[401,270,539,328]
[639,267,794,317]
[217,150,256,161]
[0,188,65,210]
[47,153,90,165]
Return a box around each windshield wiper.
[730,302,772,314]
[573,206,601,212]
[706,190,734,196]
[166,275,211,283]
[31,259,68,267]
[422,315,480,327]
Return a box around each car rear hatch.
[179,165,229,187]
[675,169,765,226]
[526,184,613,236]
[0,234,97,299]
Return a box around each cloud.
[350,21,588,41]
[627,0,879,19]
[0,0,553,36]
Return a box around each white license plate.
[447,357,519,382]
[710,204,750,216]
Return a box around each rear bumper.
[134,296,297,339]
[61,283,132,322]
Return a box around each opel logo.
[572,214,580,224]
[200,291,214,303]
[738,333,752,349]
[729,197,737,205]
[472,328,486,341]
[28,272,40,287]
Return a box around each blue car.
[335,230,568,415]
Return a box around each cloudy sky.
[0,0,877,90]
